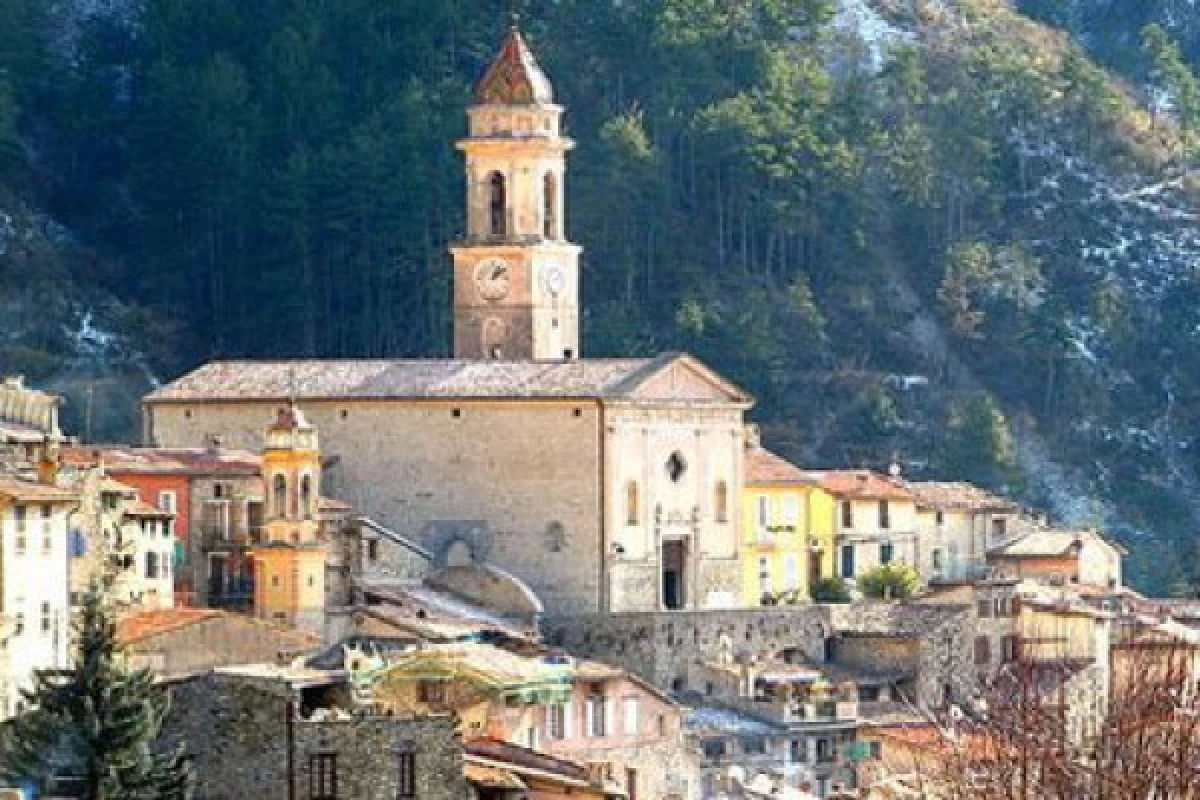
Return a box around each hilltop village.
[1,22,1198,800]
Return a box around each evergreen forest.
[2,0,1200,592]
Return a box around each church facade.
[143,24,754,614]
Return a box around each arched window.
[273,474,287,519]
[300,474,313,519]
[544,172,558,239]
[626,481,640,526]
[489,172,507,236]
[715,481,729,524]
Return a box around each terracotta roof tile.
[905,481,1018,512]
[464,761,526,791]
[744,446,816,487]
[465,739,590,785]
[117,608,321,648]
[63,446,262,476]
[474,26,554,106]
[126,500,174,518]
[116,609,224,643]
[318,496,353,512]
[0,477,79,504]
[811,470,912,501]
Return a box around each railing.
[928,563,995,584]
[198,526,263,550]
[783,701,859,724]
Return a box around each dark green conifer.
[1,583,192,800]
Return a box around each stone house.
[905,481,1023,583]
[812,472,917,585]
[987,528,1124,589]
[741,431,835,606]
[163,666,469,800]
[116,608,320,678]
[0,476,77,719]
[350,639,697,800]
[683,704,791,799]
[688,653,890,797]
[142,22,756,617]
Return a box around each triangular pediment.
[623,354,753,405]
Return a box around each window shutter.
[604,695,614,737]
[585,698,595,738]
[564,701,574,739]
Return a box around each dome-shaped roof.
[474,22,554,106]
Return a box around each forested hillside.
[1,0,1199,592]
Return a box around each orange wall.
[107,472,192,540]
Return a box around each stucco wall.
[605,405,745,611]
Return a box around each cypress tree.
[1,583,193,800]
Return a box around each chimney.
[744,424,762,450]
[37,439,60,486]
[205,433,223,452]
[2,375,24,390]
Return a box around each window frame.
[715,481,729,525]
[625,481,640,527]
[310,753,338,800]
[396,744,416,799]
[974,636,991,666]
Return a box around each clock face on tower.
[474,258,512,301]
[542,264,566,297]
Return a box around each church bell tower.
[450,18,582,361]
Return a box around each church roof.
[145,354,753,406]
[474,23,554,106]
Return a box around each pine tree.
[0,584,192,800]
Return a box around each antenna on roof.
[508,0,522,29]
[286,367,298,408]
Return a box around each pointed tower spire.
[475,16,554,106]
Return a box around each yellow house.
[741,432,836,605]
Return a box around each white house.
[0,476,78,718]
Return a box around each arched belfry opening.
[544,171,559,239]
[273,473,287,519]
[488,172,507,236]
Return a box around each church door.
[662,540,686,610]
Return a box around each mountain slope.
[3,0,1199,590]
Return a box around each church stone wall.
[148,399,607,613]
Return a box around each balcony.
[198,526,263,552]
[783,701,859,724]
[928,562,996,585]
